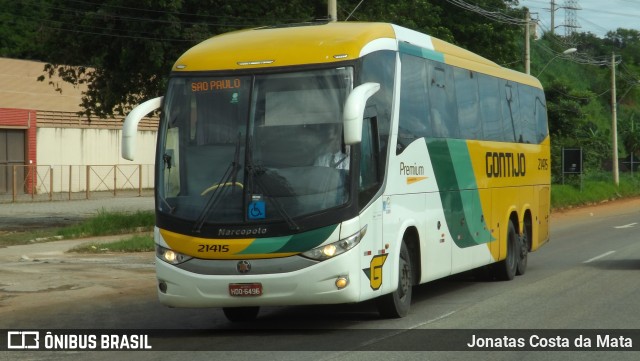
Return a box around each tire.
[376,241,412,318]
[516,221,529,276]
[494,220,518,281]
[222,306,260,322]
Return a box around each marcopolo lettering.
[218,227,268,237]
[485,152,526,178]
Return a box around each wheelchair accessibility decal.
[248,195,266,219]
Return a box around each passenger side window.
[398,54,431,153]
[454,68,482,140]
[428,61,459,138]
[500,81,517,142]
[535,89,549,143]
[478,74,504,141]
[517,84,537,144]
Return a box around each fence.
[0,164,154,203]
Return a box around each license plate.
[229,283,263,297]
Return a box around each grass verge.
[0,209,155,250]
[551,174,640,209]
[69,234,154,253]
[2,174,640,252]
[57,209,154,239]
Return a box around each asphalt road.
[1,197,639,361]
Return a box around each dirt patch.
[0,237,156,315]
[2,196,639,317]
[552,196,640,221]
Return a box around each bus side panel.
[491,186,520,262]
[356,196,388,302]
[450,188,494,274]
[379,193,424,295]
[423,192,454,282]
[533,185,550,251]
[384,138,454,286]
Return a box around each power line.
[443,0,528,25]
[3,1,314,44]
[345,0,365,21]
[35,0,308,23]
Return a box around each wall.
[36,127,157,193]
[0,58,159,195]
[0,58,84,112]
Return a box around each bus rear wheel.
[222,306,260,322]
[376,241,412,318]
[516,222,529,276]
[494,220,518,281]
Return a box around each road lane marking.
[353,310,458,350]
[614,222,637,229]
[410,310,457,328]
[584,250,616,263]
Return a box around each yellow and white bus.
[122,22,550,321]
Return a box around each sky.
[518,0,640,38]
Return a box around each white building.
[0,58,157,197]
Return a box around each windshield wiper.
[192,133,242,233]
[246,136,299,231]
[158,152,176,214]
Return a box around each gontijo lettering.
[485,152,526,178]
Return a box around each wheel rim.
[508,233,517,269]
[519,236,528,259]
[399,257,411,299]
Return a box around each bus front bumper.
[155,254,363,308]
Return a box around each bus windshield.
[158,67,354,228]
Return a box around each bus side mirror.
[122,96,163,161]
[343,82,380,145]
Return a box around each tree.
[30,0,527,118]
[620,113,640,159]
[0,0,49,59]
[36,0,317,118]
[431,0,525,66]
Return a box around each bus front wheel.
[376,241,412,318]
[222,306,259,322]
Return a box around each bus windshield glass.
[157,67,354,227]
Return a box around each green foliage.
[3,0,640,175]
[0,1,49,59]
[3,0,529,118]
[532,29,640,181]
[23,0,322,118]
[69,234,154,253]
[551,173,640,209]
[56,209,154,239]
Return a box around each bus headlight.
[156,245,192,265]
[301,225,367,261]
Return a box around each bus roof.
[173,21,541,88]
[173,22,395,72]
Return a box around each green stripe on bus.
[426,139,493,248]
[399,42,445,63]
[237,235,293,254]
[276,224,338,253]
[238,224,337,255]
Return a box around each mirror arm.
[343,83,380,145]
[122,96,163,161]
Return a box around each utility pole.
[550,0,555,35]
[525,10,531,74]
[611,52,619,186]
[328,0,337,22]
